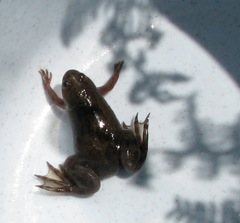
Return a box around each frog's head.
[62,70,98,109]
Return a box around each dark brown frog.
[36,61,150,195]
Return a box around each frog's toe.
[35,183,72,193]
[35,162,73,193]
[122,113,150,148]
[39,69,52,85]
[121,113,150,171]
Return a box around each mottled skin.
[36,61,150,195]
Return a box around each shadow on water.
[61,0,240,88]
[117,157,153,188]
[130,160,154,188]
[61,0,190,105]
[164,94,240,179]
[151,0,240,86]
[164,94,240,222]
[60,0,103,46]
[128,51,190,104]
[61,0,161,48]
[167,197,240,223]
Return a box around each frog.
[35,61,150,195]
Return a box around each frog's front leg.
[35,155,100,195]
[39,69,66,109]
[97,60,124,95]
[120,113,150,172]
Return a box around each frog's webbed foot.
[35,162,72,193]
[121,113,150,171]
[123,113,150,151]
[35,156,100,195]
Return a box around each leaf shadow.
[164,94,240,179]
[167,197,240,223]
[164,94,240,222]
[61,0,191,105]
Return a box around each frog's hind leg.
[35,162,72,193]
[121,113,150,172]
[135,113,150,160]
[35,156,100,195]
[97,61,124,96]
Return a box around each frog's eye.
[78,73,85,81]
[63,80,71,87]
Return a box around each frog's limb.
[39,69,66,109]
[35,156,100,195]
[62,155,100,194]
[121,113,150,172]
[35,162,72,192]
[98,61,124,96]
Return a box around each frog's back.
[67,92,122,178]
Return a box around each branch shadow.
[61,0,191,105]
[167,197,240,223]
[164,94,240,222]
[164,94,240,179]
[60,0,103,46]
[128,51,190,104]
[61,0,240,88]
[151,0,240,86]
[61,0,161,48]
